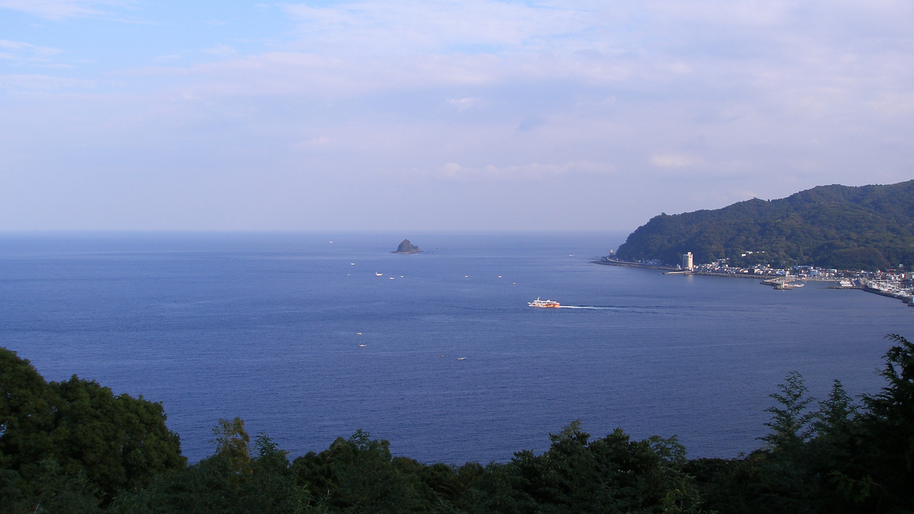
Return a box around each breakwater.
[593,258,678,272]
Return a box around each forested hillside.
[4,335,914,513]
[615,180,914,270]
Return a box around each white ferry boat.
[528,298,560,308]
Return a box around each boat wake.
[558,305,618,310]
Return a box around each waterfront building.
[683,252,694,271]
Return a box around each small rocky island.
[394,239,422,254]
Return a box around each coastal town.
[598,251,914,308]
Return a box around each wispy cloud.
[650,154,704,168]
[203,45,238,57]
[279,0,612,56]
[448,97,479,112]
[0,73,94,90]
[433,160,615,181]
[0,39,61,63]
[294,136,335,148]
[3,0,914,230]
[0,0,136,20]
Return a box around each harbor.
[596,256,914,307]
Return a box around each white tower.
[683,252,694,271]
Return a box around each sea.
[2,231,913,465]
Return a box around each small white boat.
[528,297,560,308]
[376,272,383,276]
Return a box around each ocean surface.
[2,231,913,465]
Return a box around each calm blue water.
[2,232,913,464]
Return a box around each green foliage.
[211,417,252,474]
[112,423,312,514]
[0,461,102,514]
[292,429,431,512]
[692,337,914,513]
[615,180,914,270]
[462,421,703,513]
[852,334,914,510]
[760,371,817,452]
[0,347,55,473]
[0,347,185,506]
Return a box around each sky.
[1,1,912,232]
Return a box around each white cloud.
[0,39,61,63]
[295,136,335,148]
[0,40,32,50]
[279,0,614,56]
[440,162,463,177]
[650,154,705,168]
[0,73,94,90]
[433,160,615,181]
[4,0,914,230]
[448,97,478,111]
[203,45,237,57]
[0,0,135,20]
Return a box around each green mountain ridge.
[615,180,914,270]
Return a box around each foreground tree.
[113,418,313,513]
[0,347,185,507]
[292,429,432,512]
[847,334,914,510]
[464,421,704,513]
[689,334,914,514]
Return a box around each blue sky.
[2,1,912,231]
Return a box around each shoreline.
[592,259,679,272]
[594,258,912,307]
[594,259,784,279]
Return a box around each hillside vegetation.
[5,335,914,512]
[615,180,914,270]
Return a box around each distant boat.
[775,282,804,290]
[376,272,383,276]
[528,297,560,308]
[456,357,466,361]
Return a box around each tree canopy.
[0,347,185,510]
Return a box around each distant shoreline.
[592,258,679,272]
[593,258,835,281]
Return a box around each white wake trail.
[558,305,617,310]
